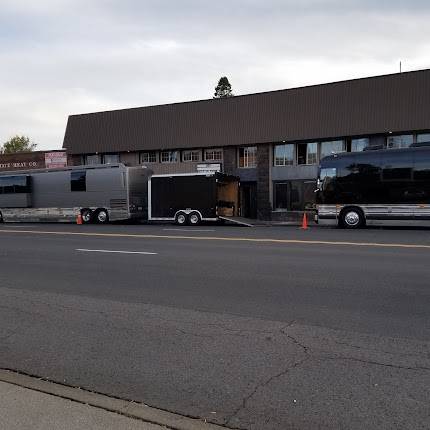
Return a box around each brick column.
[257,144,272,220]
[222,147,237,175]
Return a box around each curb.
[0,369,232,430]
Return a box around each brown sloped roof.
[63,69,430,154]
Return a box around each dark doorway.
[240,182,257,218]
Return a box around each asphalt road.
[0,223,429,429]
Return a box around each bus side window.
[71,171,86,192]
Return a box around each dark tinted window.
[274,183,289,209]
[414,149,430,181]
[71,171,86,191]
[381,152,413,181]
[0,176,31,194]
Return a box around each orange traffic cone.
[301,212,308,230]
[76,213,83,225]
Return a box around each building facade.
[63,69,430,220]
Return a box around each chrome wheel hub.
[345,211,359,226]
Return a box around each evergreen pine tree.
[214,77,234,98]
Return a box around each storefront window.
[320,140,346,159]
[297,142,318,165]
[161,151,179,163]
[351,138,369,152]
[274,144,294,166]
[238,146,257,168]
[273,180,317,211]
[387,134,413,149]
[274,183,289,209]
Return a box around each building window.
[387,134,413,149]
[140,151,157,163]
[297,142,317,165]
[238,146,257,168]
[71,171,86,192]
[320,140,346,159]
[85,154,101,165]
[0,176,31,194]
[350,138,369,152]
[161,151,178,163]
[274,144,294,166]
[103,153,119,164]
[182,150,201,162]
[416,133,430,144]
[204,148,223,161]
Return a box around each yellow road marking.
[0,229,429,250]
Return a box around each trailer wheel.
[80,208,93,224]
[188,212,201,226]
[175,212,188,226]
[95,209,109,224]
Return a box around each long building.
[63,69,430,220]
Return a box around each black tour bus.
[316,144,430,228]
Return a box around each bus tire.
[81,208,93,224]
[339,207,365,229]
[188,211,201,226]
[95,208,109,224]
[175,211,188,226]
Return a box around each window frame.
[387,134,413,149]
[204,148,223,162]
[102,153,119,164]
[160,151,179,163]
[238,146,257,168]
[140,151,157,164]
[274,144,295,166]
[297,142,318,165]
[182,150,201,162]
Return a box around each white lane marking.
[163,228,216,232]
[76,249,158,255]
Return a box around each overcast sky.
[1,0,429,150]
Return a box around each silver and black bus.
[316,144,430,228]
[0,163,151,223]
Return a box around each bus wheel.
[188,212,201,226]
[95,209,109,224]
[175,212,188,226]
[340,207,364,229]
[81,208,93,224]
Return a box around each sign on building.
[197,163,221,174]
[0,150,68,171]
[45,151,67,168]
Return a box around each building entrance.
[240,182,257,218]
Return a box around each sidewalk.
[0,381,165,430]
[0,370,228,430]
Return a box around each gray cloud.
[1,0,429,149]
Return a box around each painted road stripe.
[76,249,157,255]
[0,229,429,250]
[163,228,216,232]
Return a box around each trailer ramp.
[219,216,255,227]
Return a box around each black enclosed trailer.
[148,172,239,225]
